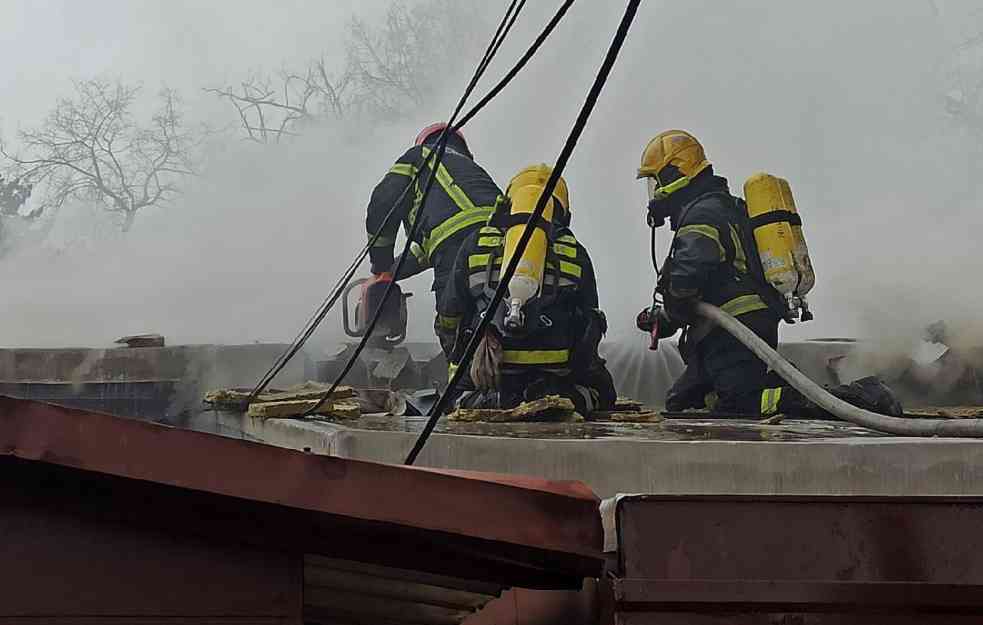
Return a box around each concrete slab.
[207,412,983,499]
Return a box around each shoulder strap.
[749,210,802,229]
[728,196,790,320]
[666,190,733,263]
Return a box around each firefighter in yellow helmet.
[636,130,902,418]
[437,164,616,415]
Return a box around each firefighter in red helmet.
[364,123,504,358]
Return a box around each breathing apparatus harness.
[480,202,564,334]
[641,175,794,353]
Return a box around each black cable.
[650,223,661,278]
[246,179,415,403]
[301,0,526,416]
[406,0,642,465]
[455,0,575,131]
[474,0,525,83]
[247,0,524,403]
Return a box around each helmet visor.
[646,176,660,201]
[647,173,690,202]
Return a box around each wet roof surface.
[323,414,888,442]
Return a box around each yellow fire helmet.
[637,130,711,199]
[507,163,570,215]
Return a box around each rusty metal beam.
[0,396,602,589]
[0,396,601,556]
[612,495,983,620]
[614,579,983,609]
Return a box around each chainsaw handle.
[342,277,370,337]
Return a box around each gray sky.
[2,0,385,134]
[2,0,983,352]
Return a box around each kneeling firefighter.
[635,129,902,418]
[438,164,616,415]
[362,123,504,354]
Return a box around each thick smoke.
[2,0,982,365]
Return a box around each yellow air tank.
[777,176,815,298]
[502,165,556,331]
[744,172,799,310]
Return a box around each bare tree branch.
[0,174,32,216]
[208,0,485,141]
[0,79,202,230]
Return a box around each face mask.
[647,197,667,227]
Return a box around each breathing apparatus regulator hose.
[697,301,983,437]
[650,222,661,279]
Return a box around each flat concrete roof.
[202,411,983,500]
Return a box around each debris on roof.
[114,333,165,348]
[247,396,360,419]
[597,410,664,423]
[204,381,358,418]
[449,395,582,423]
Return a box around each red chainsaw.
[342,273,411,349]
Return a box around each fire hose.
[697,301,983,438]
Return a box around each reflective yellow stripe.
[704,391,719,411]
[420,147,477,212]
[556,234,577,244]
[677,224,725,261]
[502,349,569,365]
[468,253,499,270]
[420,146,489,214]
[448,362,459,379]
[389,163,417,177]
[409,181,423,227]
[409,241,428,264]
[436,314,460,330]
[478,236,502,246]
[371,234,395,247]
[729,225,747,274]
[423,207,495,257]
[721,294,768,317]
[480,226,502,235]
[402,148,500,259]
[553,243,577,259]
[468,255,580,280]
[760,387,783,415]
[558,259,582,278]
[654,175,691,198]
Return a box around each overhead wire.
[405,0,643,465]
[247,0,527,403]
[246,184,413,403]
[454,0,575,131]
[301,0,528,416]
